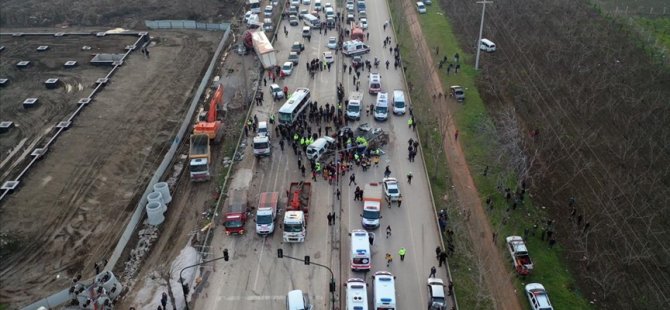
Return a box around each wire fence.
[145,20,231,31]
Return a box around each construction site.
[0,27,245,308]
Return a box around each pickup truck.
[506,236,534,275]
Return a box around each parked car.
[450,85,465,102]
[289,15,299,26]
[270,84,284,100]
[424,0,432,4]
[383,178,400,202]
[281,62,294,76]
[416,1,426,13]
[360,18,368,29]
[427,278,447,310]
[506,236,534,276]
[291,41,305,53]
[264,5,273,16]
[327,37,338,49]
[525,283,554,310]
[290,0,300,6]
[302,0,311,4]
[347,13,355,22]
[288,52,300,65]
[323,51,334,64]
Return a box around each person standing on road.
[279,139,284,151]
[368,232,375,245]
[429,266,437,278]
[384,165,391,178]
[349,173,356,185]
[406,172,413,184]
[385,253,393,267]
[386,225,392,238]
[397,195,402,207]
[336,188,341,200]
[435,247,442,259]
[439,251,448,267]
[398,247,407,261]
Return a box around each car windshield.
[329,38,336,44]
[353,257,369,264]
[348,105,360,112]
[394,101,404,108]
[283,64,291,70]
[190,164,208,172]
[254,142,269,149]
[362,209,380,219]
[284,223,303,232]
[224,220,243,228]
[375,106,387,113]
[371,83,380,88]
[388,187,398,194]
[257,214,272,224]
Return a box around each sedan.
[427,278,447,310]
[323,51,334,64]
[383,178,401,202]
[270,84,284,100]
[525,283,554,310]
[327,37,338,49]
[360,18,368,29]
[290,0,300,6]
[289,15,299,26]
[281,62,294,76]
[302,0,310,4]
[450,85,465,102]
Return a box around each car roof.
[430,283,445,298]
[283,62,293,66]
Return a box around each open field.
[441,0,670,308]
[0,29,222,307]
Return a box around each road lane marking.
[252,236,267,290]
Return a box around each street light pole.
[278,250,336,310]
[179,249,229,310]
[475,0,493,70]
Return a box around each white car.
[525,283,554,310]
[427,278,447,310]
[270,84,284,99]
[359,18,368,29]
[289,15,299,26]
[327,37,338,49]
[382,178,400,201]
[416,1,426,13]
[325,2,332,8]
[281,62,294,76]
[302,0,311,4]
[290,0,300,6]
[244,10,253,22]
[323,51,334,64]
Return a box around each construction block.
[96,32,107,37]
[78,98,91,106]
[31,147,47,158]
[64,60,78,68]
[112,60,123,66]
[1,181,19,191]
[16,61,31,68]
[45,78,60,89]
[95,78,109,85]
[36,45,49,52]
[56,121,72,129]
[23,98,38,108]
[0,78,8,87]
[54,32,66,37]
[82,46,92,51]
[0,121,14,133]
[125,45,136,51]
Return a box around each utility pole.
[475,0,493,70]
[179,249,229,310]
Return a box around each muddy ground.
[0,29,222,308]
[443,0,670,308]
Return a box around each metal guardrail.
[145,20,231,31]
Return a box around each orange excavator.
[194,84,224,143]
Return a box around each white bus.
[278,88,311,125]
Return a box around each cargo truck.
[283,182,311,242]
[252,31,277,69]
[189,134,211,181]
[361,183,382,229]
[223,189,249,235]
[255,192,279,235]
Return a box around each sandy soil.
[398,2,523,309]
[0,29,222,308]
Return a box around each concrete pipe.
[147,191,166,212]
[153,182,172,204]
[146,201,165,226]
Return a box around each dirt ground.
[442,0,670,308]
[397,1,522,309]
[117,42,258,310]
[0,0,242,29]
[0,29,222,308]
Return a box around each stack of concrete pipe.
[145,182,172,225]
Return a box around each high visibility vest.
[294,133,299,140]
[315,163,321,172]
[270,114,275,121]
[354,154,360,160]
[300,138,305,145]
[408,119,413,125]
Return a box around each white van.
[350,229,371,271]
[287,290,312,310]
[373,271,396,309]
[306,136,335,161]
[368,73,381,94]
[480,38,496,52]
[249,0,261,13]
[347,91,363,120]
[257,121,269,137]
[314,0,322,11]
[303,14,321,28]
[416,1,426,13]
[325,7,335,19]
[346,278,369,310]
[374,92,389,121]
[392,90,406,115]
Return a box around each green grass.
[635,17,670,51]
[388,1,592,309]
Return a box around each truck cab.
[361,183,383,229]
[283,211,306,242]
[223,189,249,235]
[189,134,211,181]
[256,192,279,235]
[506,236,534,275]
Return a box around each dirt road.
[0,30,221,308]
[398,2,523,309]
